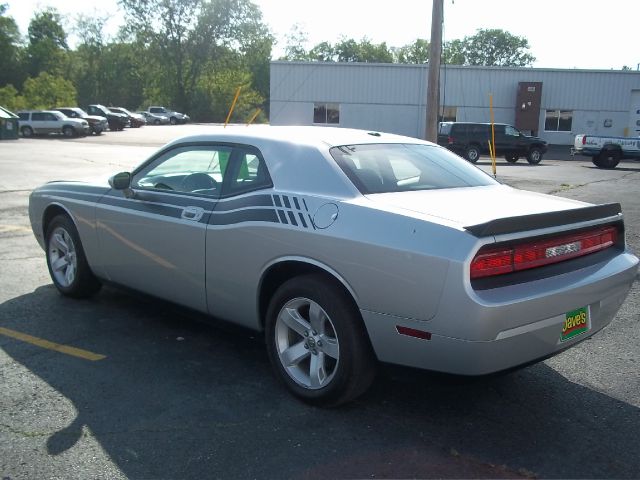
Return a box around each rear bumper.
[361,251,638,375]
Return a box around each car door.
[95,144,232,312]
[504,125,529,155]
[205,145,274,327]
[30,112,48,134]
[491,124,508,154]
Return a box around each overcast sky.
[4,0,639,70]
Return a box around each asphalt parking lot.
[1,127,639,479]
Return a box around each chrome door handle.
[181,206,204,222]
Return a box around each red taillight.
[470,226,617,279]
[582,136,587,145]
[448,136,454,144]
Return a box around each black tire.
[21,126,33,138]
[265,274,377,406]
[45,214,101,298]
[154,119,161,125]
[62,126,75,138]
[592,149,621,169]
[505,153,519,163]
[170,116,178,125]
[527,148,543,164]
[465,145,481,163]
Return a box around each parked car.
[148,106,190,124]
[53,107,108,135]
[573,134,640,169]
[87,104,128,131]
[108,107,146,128]
[138,110,170,125]
[17,110,90,138]
[438,122,548,164]
[28,127,638,406]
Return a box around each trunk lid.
[367,185,591,230]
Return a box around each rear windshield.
[330,143,497,194]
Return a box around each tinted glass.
[18,112,29,120]
[32,112,46,121]
[330,143,497,194]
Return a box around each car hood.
[525,135,546,144]
[85,115,106,122]
[366,185,589,228]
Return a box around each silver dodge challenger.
[29,127,639,406]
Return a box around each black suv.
[438,122,548,164]
[87,104,129,131]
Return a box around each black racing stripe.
[308,214,316,230]
[215,194,274,212]
[302,198,309,211]
[100,195,185,221]
[283,196,291,209]
[287,211,298,226]
[298,213,308,228]
[293,197,301,210]
[273,195,282,207]
[277,210,288,224]
[210,208,279,225]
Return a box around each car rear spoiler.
[464,203,622,237]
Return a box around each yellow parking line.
[0,327,106,361]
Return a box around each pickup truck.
[573,134,640,169]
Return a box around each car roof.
[18,110,62,114]
[167,126,432,150]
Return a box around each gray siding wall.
[270,62,640,145]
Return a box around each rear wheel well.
[602,144,622,154]
[258,261,358,330]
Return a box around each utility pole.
[425,0,443,142]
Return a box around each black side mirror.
[108,172,135,198]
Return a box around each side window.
[18,112,29,120]
[46,113,57,121]
[133,145,232,198]
[225,148,272,196]
[32,112,46,121]
[505,125,519,137]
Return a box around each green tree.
[22,72,77,109]
[26,8,69,76]
[332,37,393,63]
[193,67,264,122]
[0,4,26,88]
[307,41,334,61]
[394,38,429,64]
[442,39,466,65]
[0,84,26,111]
[70,14,108,107]
[443,29,535,66]
[281,24,309,61]
[119,0,270,113]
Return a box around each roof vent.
[367,132,381,137]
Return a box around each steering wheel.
[180,172,218,192]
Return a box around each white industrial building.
[269,61,640,145]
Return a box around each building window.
[313,103,339,124]
[438,106,457,122]
[545,110,573,132]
